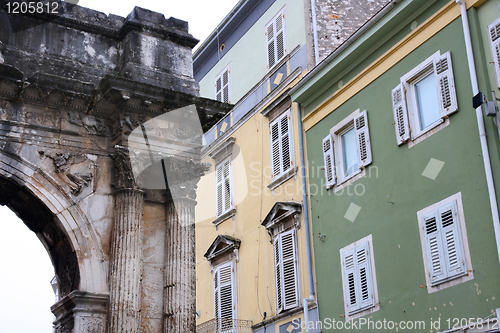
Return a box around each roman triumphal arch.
[0,1,230,332]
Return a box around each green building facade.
[291,0,500,331]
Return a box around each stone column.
[107,146,145,333]
[163,158,210,333]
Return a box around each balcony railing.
[196,318,253,333]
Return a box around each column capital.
[164,157,210,202]
[111,145,143,191]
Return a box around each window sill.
[212,209,236,227]
[268,167,297,191]
[408,117,449,148]
[346,303,379,322]
[334,168,366,193]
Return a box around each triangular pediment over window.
[262,201,302,239]
[204,235,241,264]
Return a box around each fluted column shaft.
[108,188,145,333]
[164,197,196,333]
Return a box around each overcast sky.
[0,1,239,332]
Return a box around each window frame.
[215,155,234,219]
[265,7,287,71]
[340,234,379,321]
[417,192,473,293]
[214,64,231,104]
[213,261,237,328]
[392,50,458,146]
[323,109,372,190]
[273,228,300,314]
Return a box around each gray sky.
[0,1,239,332]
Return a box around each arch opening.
[0,175,80,298]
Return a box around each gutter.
[193,0,248,60]
[297,105,315,332]
[289,0,400,97]
[456,0,500,265]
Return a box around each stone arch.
[0,149,108,296]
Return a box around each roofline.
[192,0,248,60]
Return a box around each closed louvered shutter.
[434,51,458,117]
[216,164,223,217]
[266,10,286,70]
[354,110,372,167]
[275,230,299,313]
[215,156,233,217]
[269,111,293,180]
[275,12,286,63]
[281,230,299,310]
[391,84,410,145]
[214,262,236,331]
[423,211,446,285]
[423,202,465,286]
[439,203,465,279]
[342,248,358,314]
[215,67,231,103]
[274,237,283,313]
[488,18,500,88]
[322,134,335,189]
[342,242,375,315]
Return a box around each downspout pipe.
[456,0,500,265]
[297,105,315,332]
[310,0,320,65]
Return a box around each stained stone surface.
[0,1,228,332]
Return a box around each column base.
[51,291,108,333]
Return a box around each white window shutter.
[215,76,222,102]
[266,21,276,69]
[281,230,299,310]
[270,118,281,180]
[274,237,283,313]
[423,210,447,285]
[342,248,359,314]
[356,242,375,310]
[354,110,372,167]
[214,268,220,319]
[216,164,223,217]
[391,84,410,145]
[281,112,293,173]
[223,158,232,212]
[434,51,458,117]
[322,134,336,189]
[218,262,235,326]
[275,12,286,62]
[488,18,500,89]
[438,203,466,280]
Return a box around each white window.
[322,109,372,189]
[488,17,500,88]
[213,261,237,330]
[269,110,294,181]
[417,193,473,293]
[266,8,286,70]
[340,235,378,319]
[274,229,299,313]
[215,65,231,104]
[215,156,233,217]
[392,51,458,145]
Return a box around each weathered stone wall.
[309,0,391,62]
